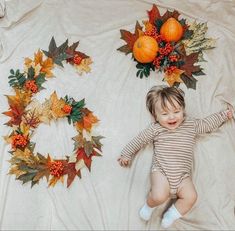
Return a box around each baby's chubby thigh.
[149,170,171,204]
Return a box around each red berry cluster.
[49,161,64,177]
[169,54,179,62]
[25,80,38,93]
[73,54,82,65]
[159,43,173,56]
[62,104,72,114]
[11,134,28,148]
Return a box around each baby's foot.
[139,202,156,221]
[161,204,182,228]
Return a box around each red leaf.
[63,161,77,188]
[3,105,24,126]
[76,148,92,171]
[147,4,161,24]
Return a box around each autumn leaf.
[22,109,40,128]
[117,21,143,54]
[42,37,69,67]
[8,165,27,178]
[75,109,99,132]
[49,176,64,187]
[147,4,161,24]
[24,50,54,77]
[164,68,184,86]
[161,9,180,22]
[75,57,92,75]
[49,92,67,119]
[66,41,89,65]
[76,148,93,171]
[180,52,201,77]
[63,162,78,188]
[3,89,32,126]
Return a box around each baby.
[118,86,233,228]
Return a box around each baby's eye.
[161,113,167,115]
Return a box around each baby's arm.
[194,107,233,134]
[118,123,157,167]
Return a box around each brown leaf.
[118,21,142,54]
[161,9,180,22]
[180,52,201,77]
[147,4,161,24]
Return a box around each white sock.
[161,204,182,228]
[139,202,157,221]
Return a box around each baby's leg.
[175,177,197,215]
[147,170,170,207]
[139,170,170,221]
[161,177,197,228]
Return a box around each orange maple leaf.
[75,110,99,132]
[24,50,54,77]
[164,68,184,87]
[3,89,32,126]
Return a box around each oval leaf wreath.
[3,37,103,188]
[117,4,216,89]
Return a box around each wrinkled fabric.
[0,0,235,230]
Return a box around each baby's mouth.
[168,121,177,126]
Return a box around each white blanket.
[0,0,235,230]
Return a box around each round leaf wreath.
[3,37,103,188]
[117,4,216,89]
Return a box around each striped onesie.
[121,111,229,196]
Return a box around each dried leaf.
[147,4,161,24]
[49,92,67,119]
[75,58,92,75]
[117,21,142,54]
[182,22,216,55]
[180,52,201,77]
[75,110,99,132]
[164,68,184,86]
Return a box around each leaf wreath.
[3,37,103,188]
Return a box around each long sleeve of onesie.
[194,110,228,134]
[121,123,157,160]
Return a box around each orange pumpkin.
[160,17,183,42]
[133,36,158,63]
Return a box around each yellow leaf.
[24,50,54,77]
[8,166,26,178]
[49,92,67,119]
[19,122,30,136]
[164,68,184,87]
[75,58,92,75]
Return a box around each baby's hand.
[226,104,234,120]
[117,156,131,167]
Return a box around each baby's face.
[155,99,185,130]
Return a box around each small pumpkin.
[160,17,183,42]
[133,36,158,63]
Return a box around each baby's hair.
[146,85,185,120]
